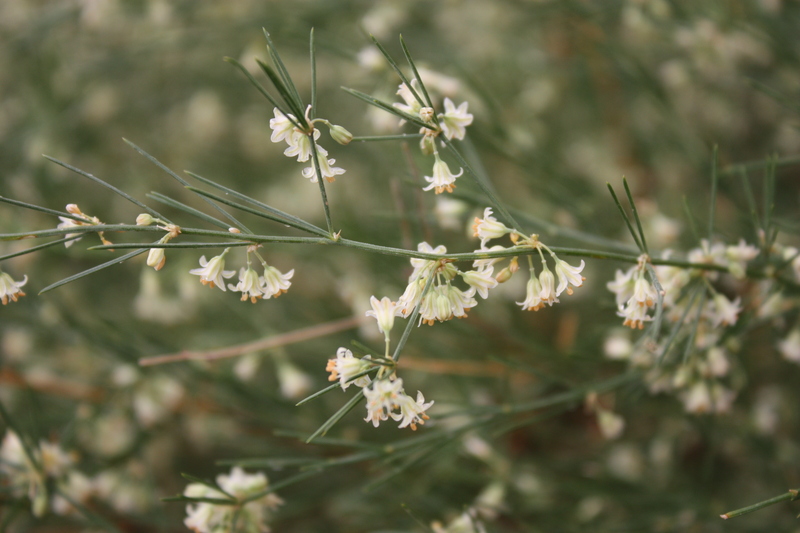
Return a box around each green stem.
[308,133,334,236]
[721,489,800,520]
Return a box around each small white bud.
[136,213,155,226]
[419,106,434,122]
[328,124,353,145]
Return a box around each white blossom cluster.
[269,106,347,183]
[604,239,762,414]
[392,78,474,194]
[183,466,283,533]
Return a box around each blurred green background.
[2,0,800,531]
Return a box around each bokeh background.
[2,0,800,531]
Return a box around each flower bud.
[328,124,353,145]
[136,213,155,226]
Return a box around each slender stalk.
[308,133,334,236]
[721,489,800,520]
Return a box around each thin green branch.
[223,57,302,130]
[42,155,170,224]
[147,192,233,230]
[262,29,306,122]
[306,389,365,443]
[622,178,648,254]
[309,28,317,118]
[351,134,425,142]
[721,489,800,520]
[123,139,249,232]
[606,183,644,252]
[370,35,425,108]
[399,35,433,108]
[185,171,326,236]
[341,87,434,130]
[308,133,334,235]
[38,248,147,294]
[0,236,81,262]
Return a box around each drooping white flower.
[538,266,559,307]
[146,248,166,271]
[260,265,294,298]
[283,129,321,162]
[365,296,396,340]
[189,254,236,291]
[364,378,403,427]
[0,271,27,305]
[460,268,498,299]
[301,150,346,183]
[472,207,511,247]
[183,466,283,533]
[396,277,425,318]
[391,390,434,430]
[606,267,636,307]
[517,273,544,311]
[393,79,423,119]
[326,347,372,390]
[472,245,509,272]
[438,97,473,140]
[229,267,265,303]
[553,257,585,296]
[423,154,463,194]
[269,108,297,144]
[419,285,476,325]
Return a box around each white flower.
[326,347,372,390]
[269,108,297,144]
[409,242,448,280]
[554,257,585,296]
[393,79,423,119]
[183,467,283,533]
[617,299,653,330]
[275,358,313,400]
[366,296,396,339]
[0,271,27,305]
[284,129,321,162]
[189,254,236,291]
[423,155,463,194]
[725,239,759,279]
[460,268,498,299]
[301,150,346,183]
[708,293,741,328]
[396,277,425,318]
[472,245,508,272]
[260,264,294,298]
[364,378,403,427]
[391,391,434,430]
[146,247,166,271]
[438,97,473,140]
[472,207,511,247]
[229,267,265,303]
[419,285,476,325]
[517,273,544,311]
[606,267,635,307]
[538,267,559,306]
[631,276,657,307]
[778,328,800,363]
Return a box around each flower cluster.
[391,77,473,194]
[269,106,347,183]
[326,348,434,430]
[470,208,585,313]
[183,466,283,533]
[0,430,77,517]
[186,247,294,303]
[603,239,762,414]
